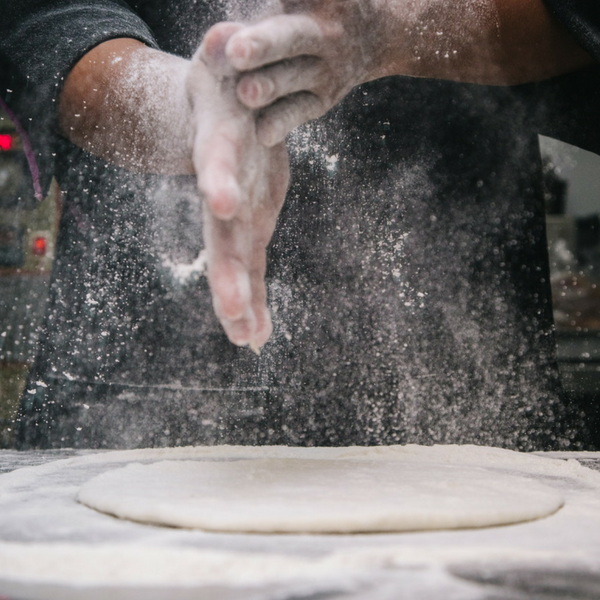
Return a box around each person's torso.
[18,1,575,450]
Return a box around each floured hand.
[224,1,393,147]
[187,23,290,350]
[222,0,593,145]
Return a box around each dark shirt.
[544,0,600,62]
[0,1,591,450]
[538,0,600,156]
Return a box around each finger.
[256,92,324,146]
[204,204,258,346]
[237,56,326,109]
[219,311,256,347]
[198,22,244,77]
[226,15,325,71]
[195,122,243,220]
[248,144,289,349]
[249,289,272,351]
[220,310,257,347]
[247,244,271,349]
[252,305,273,350]
[268,142,291,205]
[209,255,252,322]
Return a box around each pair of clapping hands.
[60,0,589,351]
[189,4,383,351]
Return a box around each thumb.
[199,22,245,77]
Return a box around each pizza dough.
[77,446,564,534]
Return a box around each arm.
[59,35,289,349]
[187,0,594,347]
[221,0,594,146]
[58,39,194,175]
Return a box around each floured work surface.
[1,445,600,600]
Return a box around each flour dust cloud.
[9,0,582,451]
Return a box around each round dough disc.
[77,453,564,534]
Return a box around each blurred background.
[0,106,58,447]
[542,135,600,447]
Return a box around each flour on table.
[77,445,564,534]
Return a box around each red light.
[0,134,13,151]
[32,236,47,256]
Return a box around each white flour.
[0,445,599,597]
[76,449,563,534]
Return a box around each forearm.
[365,0,593,85]
[59,38,194,174]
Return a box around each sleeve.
[522,1,600,155]
[543,0,600,62]
[0,0,160,195]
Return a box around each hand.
[187,23,290,350]
[223,1,392,147]
[223,0,593,108]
